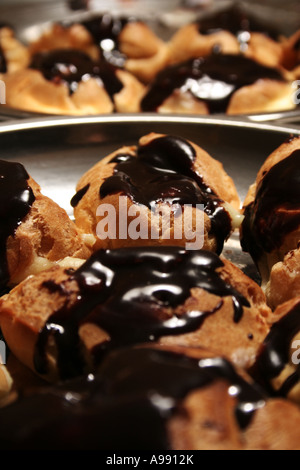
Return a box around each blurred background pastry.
[0,345,300,449]
[2,48,145,115]
[140,53,296,115]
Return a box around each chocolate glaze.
[241,149,300,262]
[254,300,300,397]
[100,135,232,253]
[0,348,265,449]
[34,246,249,379]
[198,4,280,48]
[141,54,284,114]
[0,45,7,73]
[0,160,35,292]
[30,49,123,98]
[80,14,130,67]
[71,183,90,208]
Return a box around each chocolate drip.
[0,45,7,73]
[141,54,284,114]
[254,300,300,397]
[81,14,130,67]
[0,348,265,449]
[0,160,35,292]
[30,49,123,98]
[198,4,280,48]
[71,183,90,208]
[241,149,300,262]
[100,135,232,253]
[34,247,249,379]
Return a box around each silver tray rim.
[0,112,300,136]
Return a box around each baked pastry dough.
[71,132,241,254]
[0,246,270,382]
[241,136,300,304]
[140,54,295,115]
[167,4,284,70]
[0,345,300,449]
[29,15,169,84]
[2,49,145,115]
[0,159,90,292]
[0,26,29,73]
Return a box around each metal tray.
[0,113,299,281]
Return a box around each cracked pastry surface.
[71,132,241,254]
[2,49,145,115]
[241,136,300,306]
[0,159,90,292]
[0,246,270,382]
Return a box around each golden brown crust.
[28,23,100,60]
[72,132,240,252]
[6,176,90,287]
[2,67,145,115]
[0,27,30,72]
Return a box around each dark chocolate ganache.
[0,160,35,292]
[80,14,132,67]
[197,4,280,49]
[98,135,232,253]
[253,300,300,397]
[241,148,300,263]
[34,246,249,379]
[0,348,265,449]
[140,54,284,114]
[30,49,123,98]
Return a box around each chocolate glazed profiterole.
[29,13,169,84]
[141,54,295,115]
[2,48,145,115]
[0,159,90,293]
[71,133,241,254]
[167,4,284,69]
[241,136,300,309]
[0,345,300,450]
[0,246,270,382]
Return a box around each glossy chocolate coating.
[30,49,123,97]
[0,348,265,449]
[241,148,300,262]
[141,54,284,114]
[70,183,89,208]
[99,135,232,253]
[0,160,35,292]
[34,246,249,379]
[254,300,300,396]
[81,14,131,67]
